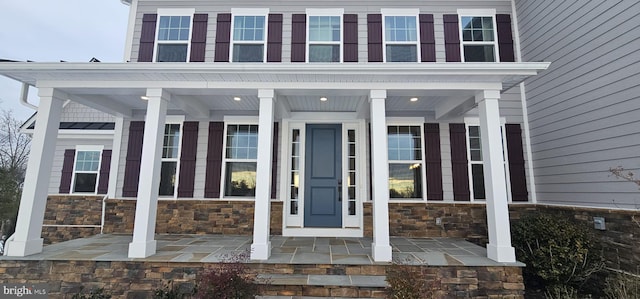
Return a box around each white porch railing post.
[251,89,275,260]
[477,90,516,263]
[5,88,64,256]
[369,89,392,262]
[128,88,169,258]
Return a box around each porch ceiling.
[0,62,549,117]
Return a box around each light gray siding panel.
[516,0,640,209]
[440,124,453,201]
[192,121,209,198]
[60,102,115,123]
[48,138,114,195]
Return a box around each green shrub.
[154,281,194,299]
[71,288,111,299]
[604,271,640,299]
[385,264,437,299]
[512,214,605,294]
[544,285,579,299]
[193,251,259,299]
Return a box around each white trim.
[220,122,260,200]
[123,0,138,62]
[305,8,345,16]
[380,11,420,63]
[223,115,259,123]
[153,9,196,63]
[283,228,362,238]
[385,123,428,201]
[230,9,270,63]
[456,9,499,63]
[160,122,183,198]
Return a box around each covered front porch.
[0,62,549,264]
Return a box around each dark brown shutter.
[367,14,383,62]
[214,13,232,62]
[122,121,145,197]
[190,14,208,62]
[449,123,470,201]
[271,122,279,199]
[496,14,515,62]
[343,14,358,62]
[419,14,436,62]
[97,150,112,194]
[59,149,75,194]
[177,122,199,197]
[267,14,283,62]
[443,14,461,62]
[138,14,158,62]
[291,14,306,62]
[424,124,443,200]
[204,122,224,198]
[506,124,528,201]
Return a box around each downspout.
[511,0,537,203]
[19,83,38,110]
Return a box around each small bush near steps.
[193,250,259,299]
[385,263,438,299]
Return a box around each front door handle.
[338,180,342,202]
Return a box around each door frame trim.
[280,113,366,237]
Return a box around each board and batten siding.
[130,0,513,63]
[516,0,640,208]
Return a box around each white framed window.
[155,8,195,62]
[231,8,269,62]
[71,145,103,194]
[222,123,259,198]
[306,9,344,62]
[464,118,510,201]
[458,9,498,62]
[160,117,184,197]
[387,120,426,200]
[382,9,420,62]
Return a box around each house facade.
[1,0,550,263]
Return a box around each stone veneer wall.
[42,196,104,244]
[0,260,524,298]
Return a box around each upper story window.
[458,9,498,62]
[155,9,195,62]
[231,9,269,62]
[382,9,419,62]
[72,146,103,194]
[387,124,425,199]
[306,9,343,62]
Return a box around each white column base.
[128,239,157,258]
[5,238,43,257]
[372,242,392,262]
[250,241,272,260]
[487,243,516,263]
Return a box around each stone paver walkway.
[1,234,522,266]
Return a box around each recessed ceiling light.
[233,96,242,101]
[140,96,149,100]
[410,97,418,102]
[320,97,328,102]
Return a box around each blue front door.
[304,124,342,228]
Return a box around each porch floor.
[1,234,522,267]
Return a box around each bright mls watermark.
[0,284,48,298]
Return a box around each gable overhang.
[0,62,549,118]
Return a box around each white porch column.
[128,88,169,258]
[5,88,64,256]
[477,90,516,263]
[369,90,392,262]
[251,89,275,260]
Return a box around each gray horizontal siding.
[131,0,512,63]
[517,0,640,208]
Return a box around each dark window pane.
[388,163,422,198]
[471,164,486,199]
[309,45,340,62]
[348,200,356,216]
[157,44,188,62]
[386,45,417,62]
[159,161,177,196]
[73,173,97,193]
[233,44,264,62]
[225,162,257,197]
[464,45,495,62]
[290,200,298,215]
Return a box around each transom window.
[387,125,424,199]
[232,14,267,62]
[308,15,342,62]
[72,148,102,193]
[224,124,259,197]
[155,12,193,62]
[383,15,419,62]
[159,123,182,196]
[459,13,498,62]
